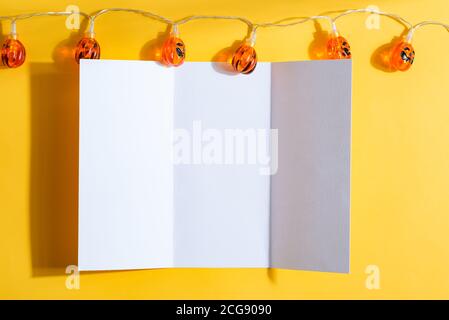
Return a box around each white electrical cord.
[0,10,89,36]
[0,7,447,46]
[332,8,413,29]
[406,21,449,42]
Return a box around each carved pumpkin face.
[327,35,351,59]
[161,36,185,67]
[390,41,415,71]
[231,43,257,74]
[75,36,100,64]
[1,37,26,68]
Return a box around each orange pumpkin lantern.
[75,35,101,64]
[1,37,26,68]
[231,43,257,74]
[389,41,415,71]
[161,36,185,67]
[326,35,351,59]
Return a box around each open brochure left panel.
[78,60,175,271]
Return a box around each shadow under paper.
[29,57,79,276]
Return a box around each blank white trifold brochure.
[78,59,351,273]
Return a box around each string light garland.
[1,11,89,68]
[0,8,448,73]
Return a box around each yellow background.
[1,0,448,299]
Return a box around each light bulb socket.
[171,24,179,37]
[10,20,17,39]
[247,29,257,47]
[86,31,96,39]
[331,22,339,36]
[246,38,256,47]
[405,29,414,43]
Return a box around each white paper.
[270,60,351,273]
[78,61,174,270]
[173,63,271,267]
[78,59,351,272]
